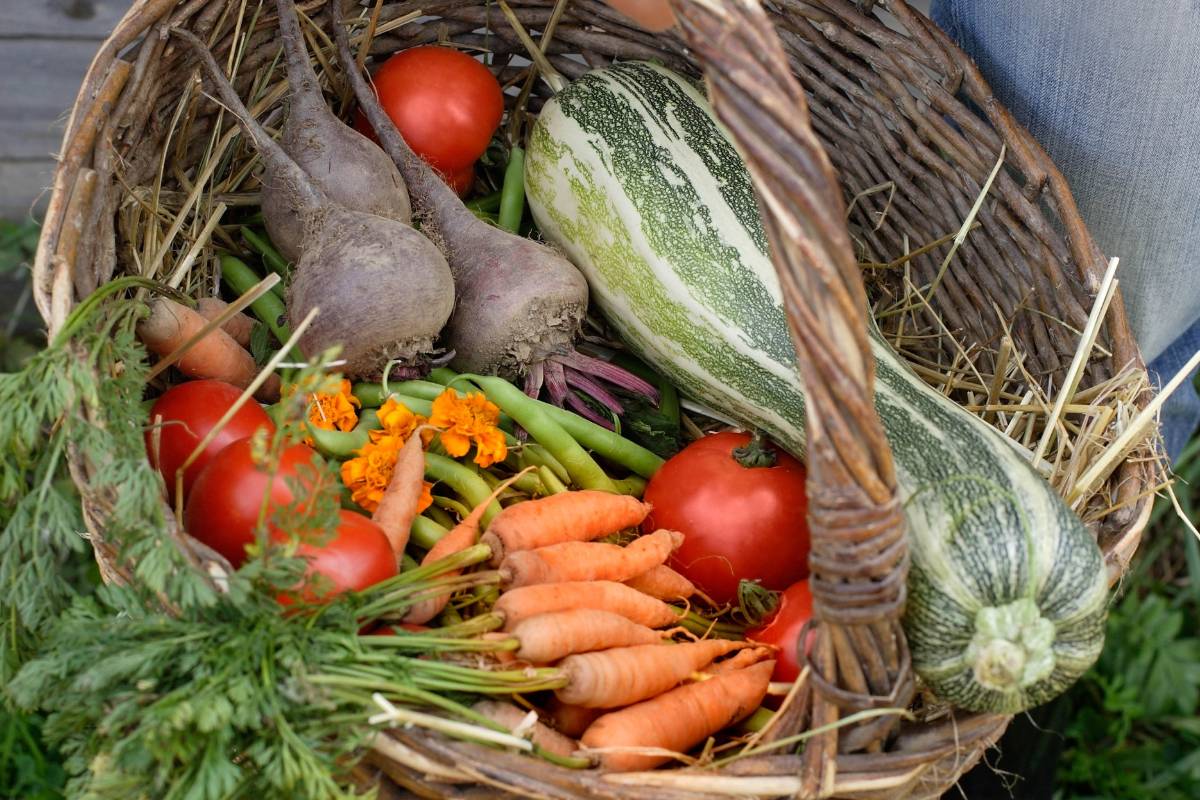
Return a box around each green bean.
[472,466,500,489]
[400,552,421,573]
[541,398,664,478]
[538,465,568,495]
[424,505,455,531]
[520,443,570,483]
[612,475,648,497]
[218,255,293,348]
[465,375,617,492]
[308,409,380,459]
[508,469,544,497]
[242,227,290,280]
[469,375,663,478]
[351,384,435,417]
[464,189,502,214]
[424,452,501,525]
[352,382,386,408]
[428,367,459,385]
[433,495,471,519]
[497,146,526,233]
[429,371,656,476]
[384,379,447,401]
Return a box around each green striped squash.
[525,61,1108,714]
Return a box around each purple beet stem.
[553,350,660,404]
[562,368,625,416]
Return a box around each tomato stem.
[731,430,778,468]
[736,579,781,627]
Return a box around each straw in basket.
[28,0,1164,797]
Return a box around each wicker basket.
[32,0,1158,797]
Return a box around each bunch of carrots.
[371,481,777,772]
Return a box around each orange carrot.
[402,472,521,625]
[495,581,682,631]
[511,609,664,663]
[482,632,518,665]
[195,297,255,348]
[581,660,774,771]
[703,646,773,675]
[555,638,746,708]
[471,700,578,759]
[623,564,696,600]
[371,433,425,555]
[499,529,683,589]
[542,697,604,738]
[138,297,280,401]
[482,490,649,565]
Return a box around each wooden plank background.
[0,1,126,219]
[0,0,933,220]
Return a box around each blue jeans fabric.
[1147,316,1200,464]
[931,0,1200,462]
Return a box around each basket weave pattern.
[31,0,1154,797]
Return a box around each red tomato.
[276,510,397,604]
[643,431,810,606]
[184,437,316,567]
[359,46,502,175]
[446,163,475,197]
[145,380,275,503]
[746,580,814,683]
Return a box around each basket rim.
[27,0,1163,798]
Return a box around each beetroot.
[265,0,410,262]
[175,29,454,378]
[332,12,657,425]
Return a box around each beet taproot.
[174,29,454,378]
[265,0,410,262]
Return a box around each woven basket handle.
[670,0,913,791]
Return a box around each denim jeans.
[932,0,1200,462]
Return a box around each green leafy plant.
[0,708,67,800]
[1048,432,1200,800]
[1,218,43,371]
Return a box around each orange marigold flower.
[340,434,403,513]
[417,480,434,514]
[428,389,508,468]
[471,426,508,469]
[308,378,360,433]
[375,396,426,441]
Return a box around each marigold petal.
[471,429,508,468]
[417,481,434,514]
[440,430,472,457]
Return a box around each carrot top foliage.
[0,300,214,685]
[0,286,560,799]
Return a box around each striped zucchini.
[525,61,1107,714]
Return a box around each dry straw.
[33,0,1169,798]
